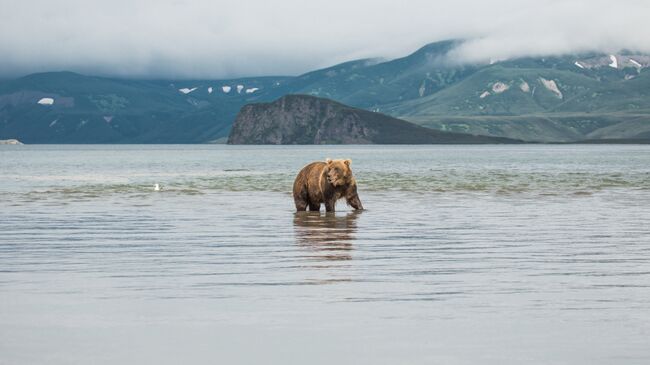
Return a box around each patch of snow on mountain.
[245,88,259,94]
[37,97,54,105]
[630,59,642,68]
[236,85,244,94]
[49,119,58,127]
[222,86,232,93]
[574,61,585,69]
[103,116,113,123]
[208,87,213,94]
[418,82,426,97]
[488,57,507,65]
[480,91,490,99]
[491,82,509,94]
[609,55,618,69]
[179,87,197,94]
[625,74,636,80]
[539,78,563,99]
[519,81,530,93]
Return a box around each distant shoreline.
[3,140,650,145]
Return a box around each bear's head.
[325,158,354,187]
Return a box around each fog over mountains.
[1,0,649,79]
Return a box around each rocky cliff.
[227,95,519,144]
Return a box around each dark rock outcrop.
[227,95,520,144]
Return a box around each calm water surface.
[1,145,650,364]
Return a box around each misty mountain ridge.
[1,40,649,143]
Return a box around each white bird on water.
[153,183,161,191]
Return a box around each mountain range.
[1,40,649,143]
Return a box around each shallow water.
[1,145,650,364]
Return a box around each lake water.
[1,145,650,364]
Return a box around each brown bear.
[293,158,363,212]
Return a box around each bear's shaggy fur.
[293,158,363,212]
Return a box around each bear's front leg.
[325,199,336,212]
[345,184,364,210]
[346,194,363,210]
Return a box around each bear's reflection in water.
[293,211,361,261]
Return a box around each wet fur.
[293,159,363,212]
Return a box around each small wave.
[4,170,650,203]
[11,183,203,202]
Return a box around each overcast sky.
[1,0,649,79]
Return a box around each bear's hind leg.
[325,200,336,212]
[308,203,321,211]
[294,182,309,211]
[295,200,308,211]
[294,190,308,211]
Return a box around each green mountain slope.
[286,40,480,109]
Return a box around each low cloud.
[1,0,648,79]
[446,0,650,63]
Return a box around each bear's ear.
[325,158,333,164]
[344,159,351,166]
